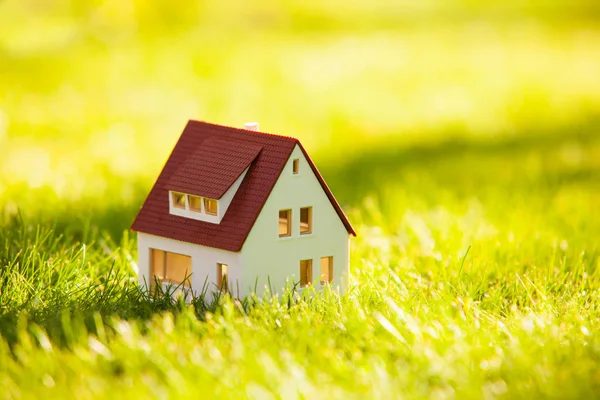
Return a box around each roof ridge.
[187,119,299,143]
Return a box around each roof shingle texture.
[168,137,263,199]
[131,120,356,252]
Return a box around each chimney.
[244,122,259,131]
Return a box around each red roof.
[168,137,262,199]
[131,120,356,252]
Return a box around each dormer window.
[188,195,202,212]
[172,192,186,209]
[169,190,220,223]
[166,137,260,225]
[204,198,218,216]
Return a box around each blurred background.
[1,0,599,245]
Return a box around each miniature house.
[131,120,356,298]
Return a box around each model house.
[131,120,356,298]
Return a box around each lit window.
[217,263,228,290]
[279,209,291,237]
[293,158,299,174]
[300,207,312,235]
[172,192,186,209]
[151,249,165,289]
[320,256,333,284]
[300,259,312,287]
[188,195,202,212]
[165,252,192,284]
[150,249,191,290]
[204,198,218,216]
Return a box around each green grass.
[2,1,600,398]
[2,124,600,398]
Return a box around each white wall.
[137,232,243,297]
[240,144,350,296]
[218,166,249,221]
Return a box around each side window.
[292,158,300,174]
[217,263,228,290]
[320,256,333,284]
[300,259,313,287]
[300,207,313,235]
[279,209,292,237]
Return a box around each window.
[150,249,192,290]
[172,192,186,209]
[293,158,299,174]
[320,256,333,284]
[300,259,312,287]
[169,192,222,222]
[165,252,191,284]
[279,209,291,237]
[188,195,202,212]
[151,249,166,288]
[300,207,313,235]
[204,198,218,215]
[217,263,228,290]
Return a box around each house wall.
[137,232,243,297]
[240,144,350,296]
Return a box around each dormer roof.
[131,120,356,252]
[167,137,262,199]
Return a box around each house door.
[150,249,192,290]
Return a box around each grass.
[2,123,599,398]
[2,1,600,398]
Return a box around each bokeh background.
[1,0,600,242]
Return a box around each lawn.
[1,1,600,398]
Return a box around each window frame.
[217,263,228,290]
[292,158,300,175]
[300,259,313,287]
[171,192,187,209]
[188,195,202,212]
[150,249,192,290]
[320,256,333,285]
[278,209,292,238]
[204,198,218,216]
[300,206,313,235]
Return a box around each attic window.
[172,192,186,209]
[204,198,218,216]
[293,158,299,174]
[188,195,202,212]
[169,191,221,221]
